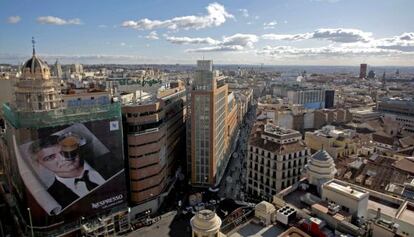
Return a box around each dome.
[20,43,51,80]
[305,149,337,189]
[191,210,222,234]
[312,150,332,161]
[22,55,49,74]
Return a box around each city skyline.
[1,0,414,66]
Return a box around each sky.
[1,0,414,66]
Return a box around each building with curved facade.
[122,81,186,215]
[191,209,223,237]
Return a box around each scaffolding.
[2,102,121,129]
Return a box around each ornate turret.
[20,37,51,80]
[14,38,61,112]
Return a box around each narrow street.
[218,103,257,200]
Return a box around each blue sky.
[1,0,414,65]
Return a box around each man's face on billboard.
[35,144,83,178]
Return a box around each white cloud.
[120,42,126,46]
[222,34,258,48]
[7,16,21,24]
[312,28,372,43]
[257,45,401,58]
[122,2,233,31]
[166,36,220,45]
[37,16,82,25]
[263,21,277,29]
[262,33,312,41]
[238,9,249,18]
[98,24,107,28]
[186,45,244,52]
[262,28,372,43]
[168,33,258,52]
[146,31,159,40]
[375,32,414,52]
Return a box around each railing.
[2,102,121,129]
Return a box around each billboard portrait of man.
[17,122,124,215]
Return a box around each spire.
[32,37,36,56]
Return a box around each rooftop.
[264,123,300,137]
[323,180,369,200]
[228,221,285,237]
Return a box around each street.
[218,103,257,201]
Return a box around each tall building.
[246,122,309,200]
[359,63,367,79]
[324,90,335,109]
[190,60,232,187]
[122,81,187,215]
[1,46,128,236]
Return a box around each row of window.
[248,155,307,169]
[249,146,308,160]
[248,167,302,183]
[126,108,163,118]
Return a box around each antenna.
[32,37,36,56]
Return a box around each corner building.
[122,81,186,214]
[247,122,309,200]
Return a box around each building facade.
[378,98,414,135]
[246,122,309,200]
[190,60,233,187]
[1,49,128,236]
[122,81,186,214]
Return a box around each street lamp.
[27,208,34,237]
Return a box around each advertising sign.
[13,119,127,225]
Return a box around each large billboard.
[12,119,127,227]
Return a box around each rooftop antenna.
[32,37,36,56]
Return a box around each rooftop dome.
[305,149,337,192]
[20,38,51,80]
[312,150,332,161]
[23,55,48,74]
[190,209,222,234]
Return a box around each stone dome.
[305,150,337,188]
[191,210,222,235]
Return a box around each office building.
[377,98,414,135]
[360,63,367,79]
[246,122,309,200]
[122,81,187,215]
[273,84,326,109]
[324,90,335,109]
[190,60,235,187]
